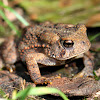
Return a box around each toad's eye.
[63,40,74,48]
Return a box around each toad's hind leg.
[74,51,94,78]
[0,36,18,72]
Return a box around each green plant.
[11,86,69,100]
[0,1,29,36]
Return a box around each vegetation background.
[0,0,100,37]
[0,0,100,100]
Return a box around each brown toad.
[0,22,93,84]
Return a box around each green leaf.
[14,86,69,100]
[15,86,31,100]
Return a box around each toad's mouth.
[56,46,90,61]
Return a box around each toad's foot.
[34,77,51,85]
[6,64,16,73]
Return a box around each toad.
[0,22,93,84]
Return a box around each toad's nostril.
[63,40,74,48]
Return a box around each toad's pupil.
[63,40,74,48]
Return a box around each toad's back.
[18,22,90,61]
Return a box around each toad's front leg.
[25,53,48,84]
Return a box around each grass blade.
[0,88,6,98]
[14,87,69,100]
[0,1,29,26]
[90,32,100,41]
[0,9,20,36]
[93,70,100,81]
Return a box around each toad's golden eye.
[63,40,74,48]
